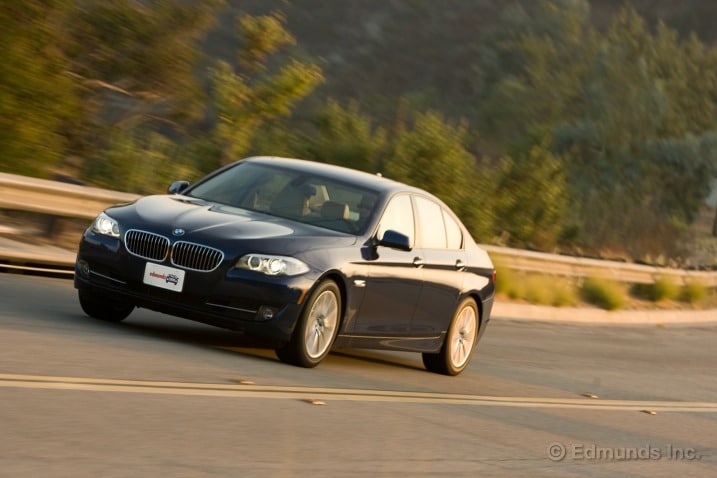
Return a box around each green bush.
[523,276,577,307]
[580,277,626,310]
[494,265,578,306]
[523,276,555,305]
[679,280,709,304]
[551,280,578,307]
[630,276,680,302]
[493,262,515,295]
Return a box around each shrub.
[679,280,709,304]
[494,262,527,300]
[551,279,578,307]
[580,277,626,310]
[652,276,680,301]
[523,276,555,305]
[524,276,578,307]
[494,265,578,306]
[630,276,680,302]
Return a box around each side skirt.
[334,333,446,353]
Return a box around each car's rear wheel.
[275,280,341,368]
[422,297,478,376]
[78,290,134,322]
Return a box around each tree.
[72,5,325,190]
[85,128,200,194]
[208,12,323,168]
[382,111,496,239]
[559,8,717,255]
[291,99,388,172]
[474,0,593,149]
[474,1,717,257]
[67,0,222,184]
[494,137,570,250]
[0,1,78,176]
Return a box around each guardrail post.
[42,214,60,239]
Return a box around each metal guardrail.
[483,246,717,287]
[0,172,138,219]
[0,229,76,276]
[1,172,716,286]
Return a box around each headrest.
[321,201,349,220]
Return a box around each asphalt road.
[1,274,715,477]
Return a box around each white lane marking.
[0,373,716,412]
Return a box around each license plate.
[143,262,185,292]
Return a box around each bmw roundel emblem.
[172,228,185,236]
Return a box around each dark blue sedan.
[75,157,495,375]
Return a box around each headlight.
[91,212,120,238]
[236,254,309,277]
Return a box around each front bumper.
[74,230,315,343]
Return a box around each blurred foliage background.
[1,0,717,264]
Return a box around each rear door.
[411,196,466,335]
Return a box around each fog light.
[78,260,90,278]
[257,306,276,321]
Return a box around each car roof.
[241,156,425,196]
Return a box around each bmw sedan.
[75,157,495,375]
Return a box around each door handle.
[455,260,466,270]
[413,257,425,268]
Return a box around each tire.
[422,297,479,376]
[275,280,341,368]
[78,290,134,322]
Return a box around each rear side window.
[443,209,463,250]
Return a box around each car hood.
[107,195,356,243]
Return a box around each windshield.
[186,161,380,235]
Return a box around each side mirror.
[377,229,412,251]
[167,180,190,194]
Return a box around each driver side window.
[377,195,415,247]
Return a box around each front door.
[354,194,422,335]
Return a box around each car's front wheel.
[422,297,479,376]
[78,290,134,322]
[275,280,341,368]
